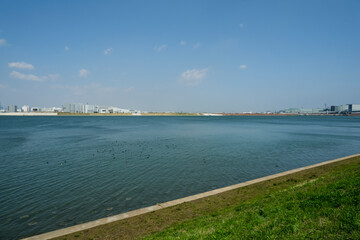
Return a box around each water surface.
[0,116,359,239]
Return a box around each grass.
[55,155,360,240]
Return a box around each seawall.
[0,113,58,116]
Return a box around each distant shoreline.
[0,112,58,116]
[0,112,359,117]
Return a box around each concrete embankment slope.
[23,153,360,240]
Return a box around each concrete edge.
[23,153,360,240]
[0,113,58,116]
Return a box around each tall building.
[84,104,97,113]
[63,103,86,113]
[8,105,17,112]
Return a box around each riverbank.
[0,112,57,116]
[57,112,201,116]
[25,154,360,240]
[1,112,358,116]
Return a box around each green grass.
[144,160,360,239]
[55,156,360,240]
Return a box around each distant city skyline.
[1,0,359,112]
[1,102,359,116]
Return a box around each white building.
[110,107,131,113]
[22,105,30,112]
[98,106,110,113]
[84,104,97,113]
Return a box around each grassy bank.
[55,155,360,240]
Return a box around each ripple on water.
[1,116,360,240]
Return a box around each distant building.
[40,107,61,112]
[280,107,326,114]
[63,103,84,113]
[348,104,360,114]
[281,108,300,114]
[53,107,62,112]
[22,105,30,112]
[327,104,360,114]
[8,105,17,112]
[62,102,139,114]
[110,107,131,113]
[31,107,40,112]
[84,104,97,113]
[98,106,110,113]
[63,103,74,113]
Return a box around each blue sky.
[0,0,359,112]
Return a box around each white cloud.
[239,64,247,69]
[8,62,34,70]
[0,84,6,88]
[180,68,209,86]
[65,46,69,51]
[180,41,187,46]
[104,48,113,55]
[193,42,201,49]
[10,71,43,82]
[0,38,6,46]
[239,23,244,28]
[45,74,59,81]
[154,44,167,51]
[79,69,89,78]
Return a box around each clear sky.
[0,0,359,112]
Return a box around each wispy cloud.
[55,82,115,96]
[154,44,167,52]
[239,64,247,69]
[65,46,70,51]
[8,62,34,70]
[239,23,244,28]
[79,69,89,78]
[180,68,209,86]
[123,87,134,92]
[0,84,6,89]
[9,71,58,82]
[193,42,201,49]
[180,41,187,46]
[104,48,113,55]
[10,71,43,82]
[0,38,6,46]
[46,74,59,81]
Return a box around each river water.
[0,116,359,239]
